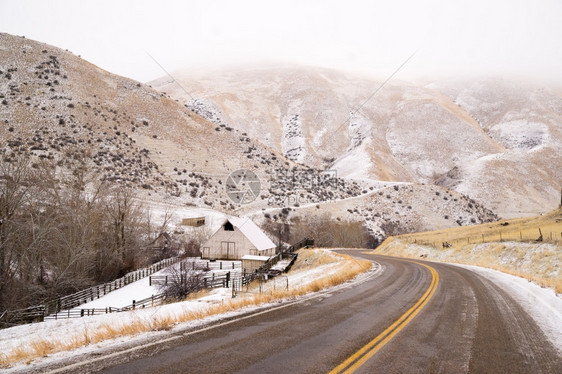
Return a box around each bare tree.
[157,261,207,300]
[0,156,37,311]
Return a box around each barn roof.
[227,216,276,251]
[241,255,271,261]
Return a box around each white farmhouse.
[201,217,276,260]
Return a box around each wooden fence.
[285,237,314,253]
[44,256,181,314]
[45,272,233,321]
[0,256,181,328]
[2,239,313,325]
[45,294,169,320]
[232,237,311,296]
[179,259,240,272]
[149,272,232,289]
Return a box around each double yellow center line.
[329,261,439,374]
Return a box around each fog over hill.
[153,66,562,218]
[1,33,547,240]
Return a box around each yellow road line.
[329,261,439,374]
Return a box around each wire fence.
[409,228,562,249]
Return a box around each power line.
[145,51,195,101]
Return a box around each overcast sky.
[1,0,561,83]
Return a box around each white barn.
[201,217,276,260]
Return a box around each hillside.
[372,208,562,292]
[0,33,364,212]
[153,66,562,218]
[0,33,502,238]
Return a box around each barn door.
[221,242,236,259]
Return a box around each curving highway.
[43,251,561,374]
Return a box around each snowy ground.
[1,253,560,371]
[456,264,562,355]
[68,259,241,310]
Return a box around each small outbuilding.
[241,255,271,273]
[181,217,206,227]
[148,232,180,261]
[201,217,276,260]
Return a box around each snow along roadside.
[456,263,562,355]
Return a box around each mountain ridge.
[0,33,524,239]
[153,65,561,218]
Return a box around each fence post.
[232,262,235,269]
[220,262,223,270]
[132,300,136,310]
[149,276,152,286]
[226,272,230,288]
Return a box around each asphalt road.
[44,251,561,374]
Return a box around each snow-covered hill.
[0,34,364,213]
[153,66,562,218]
[1,33,502,237]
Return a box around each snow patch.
[488,120,548,150]
[456,263,562,354]
[332,138,373,179]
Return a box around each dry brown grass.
[373,209,562,293]
[398,208,562,249]
[290,248,339,271]
[1,346,30,368]
[1,249,371,368]
[30,339,56,357]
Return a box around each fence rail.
[44,256,181,315]
[285,237,314,253]
[149,273,231,289]
[1,256,181,328]
[232,237,310,296]
[45,272,233,321]
[45,294,168,320]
